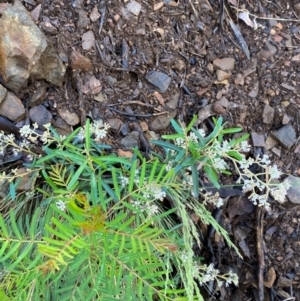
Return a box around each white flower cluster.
[0,123,53,163]
[236,154,290,208]
[132,200,159,217]
[179,251,240,288]
[202,191,224,208]
[143,183,166,201]
[56,200,66,211]
[76,120,110,142]
[91,120,110,142]
[20,122,52,144]
[199,263,220,284]
[174,128,206,148]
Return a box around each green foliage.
[0,117,246,300]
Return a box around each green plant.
[0,117,288,300]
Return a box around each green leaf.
[111,168,121,201]
[191,164,199,198]
[227,150,243,160]
[151,140,182,152]
[220,127,242,134]
[170,119,184,134]
[67,160,88,191]
[186,115,198,132]
[85,119,91,151]
[204,165,220,189]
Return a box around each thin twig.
[108,107,167,118]
[107,101,154,108]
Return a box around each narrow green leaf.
[204,165,220,189]
[128,159,138,193]
[67,160,87,190]
[227,150,243,160]
[151,140,182,152]
[148,159,159,183]
[85,119,91,151]
[191,164,199,198]
[111,168,121,201]
[186,115,197,132]
[221,127,242,134]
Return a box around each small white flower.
[225,270,239,287]
[43,123,51,129]
[94,129,108,141]
[165,160,173,172]
[120,175,129,188]
[240,141,251,152]
[132,200,142,209]
[147,204,159,216]
[268,165,282,179]
[175,137,185,147]
[221,140,231,153]
[20,125,32,137]
[215,198,224,208]
[188,132,198,143]
[213,158,228,170]
[180,252,189,263]
[197,128,206,138]
[56,200,66,211]
[12,148,19,157]
[239,157,254,169]
[270,182,288,203]
[76,128,85,142]
[260,154,271,165]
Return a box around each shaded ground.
[2,0,300,300]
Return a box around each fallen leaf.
[153,27,164,36]
[238,11,254,28]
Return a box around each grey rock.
[251,132,265,147]
[0,92,25,121]
[149,111,176,131]
[82,30,95,51]
[57,109,80,126]
[233,226,249,241]
[145,71,171,93]
[120,131,139,149]
[285,175,300,204]
[106,118,123,133]
[72,0,84,9]
[77,9,90,29]
[126,1,141,16]
[40,21,58,35]
[213,58,235,71]
[265,41,277,56]
[29,105,52,129]
[16,168,36,192]
[166,91,180,109]
[276,276,293,287]
[51,117,72,136]
[263,104,275,124]
[29,86,47,107]
[31,43,66,88]
[0,0,65,93]
[0,84,7,104]
[271,124,296,149]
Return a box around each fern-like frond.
[48,164,72,188]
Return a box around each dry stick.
[256,205,265,301]
[108,107,167,118]
[255,148,267,301]
[98,1,106,35]
[107,101,154,108]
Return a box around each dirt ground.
[2,0,300,300]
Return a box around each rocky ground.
[1,0,300,300]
